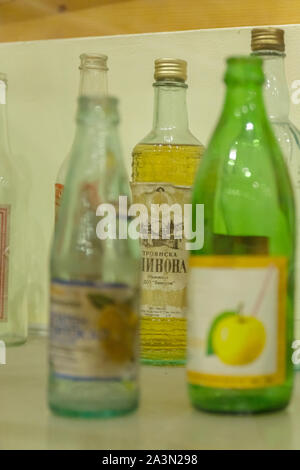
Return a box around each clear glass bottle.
[0,73,28,345]
[131,58,205,366]
[251,28,300,368]
[188,56,295,413]
[43,53,108,336]
[28,218,48,336]
[49,96,140,418]
[55,53,108,221]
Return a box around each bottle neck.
[73,99,119,177]
[70,70,108,176]
[252,50,289,120]
[79,67,108,98]
[152,80,189,134]
[0,79,11,155]
[222,81,267,123]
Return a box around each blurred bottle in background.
[28,218,48,336]
[30,53,109,336]
[251,28,300,363]
[55,53,108,221]
[0,73,28,345]
[49,96,140,418]
[131,58,204,365]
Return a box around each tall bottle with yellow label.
[188,56,295,413]
[132,58,204,365]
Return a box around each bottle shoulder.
[267,119,300,185]
[271,118,300,135]
[192,133,295,251]
[273,120,300,140]
[196,116,293,184]
[56,152,71,184]
[136,128,203,147]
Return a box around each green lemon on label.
[212,314,266,366]
[206,311,237,355]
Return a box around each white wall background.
[0,24,299,325]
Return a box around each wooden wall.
[0,0,299,43]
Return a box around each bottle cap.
[79,53,108,71]
[154,58,187,82]
[251,27,285,52]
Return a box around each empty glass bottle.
[55,53,108,221]
[188,57,295,413]
[28,218,48,336]
[0,73,28,345]
[251,27,300,367]
[40,54,109,337]
[49,96,140,418]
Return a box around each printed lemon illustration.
[97,302,138,364]
[212,314,266,366]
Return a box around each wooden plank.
[0,0,298,43]
[0,1,121,24]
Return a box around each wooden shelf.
[0,0,299,43]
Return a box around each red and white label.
[0,205,10,321]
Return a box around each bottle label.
[50,280,138,380]
[0,205,10,321]
[131,182,190,319]
[188,255,287,389]
[55,183,64,222]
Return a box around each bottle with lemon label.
[49,96,140,418]
[188,56,295,413]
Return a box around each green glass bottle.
[49,96,140,418]
[187,56,295,414]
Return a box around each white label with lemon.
[187,256,287,389]
[50,280,138,381]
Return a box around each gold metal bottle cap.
[79,53,108,70]
[154,58,187,81]
[251,27,285,52]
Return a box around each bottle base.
[188,383,292,414]
[49,402,137,419]
[48,373,139,419]
[191,401,289,416]
[29,324,48,337]
[1,335,27,347]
